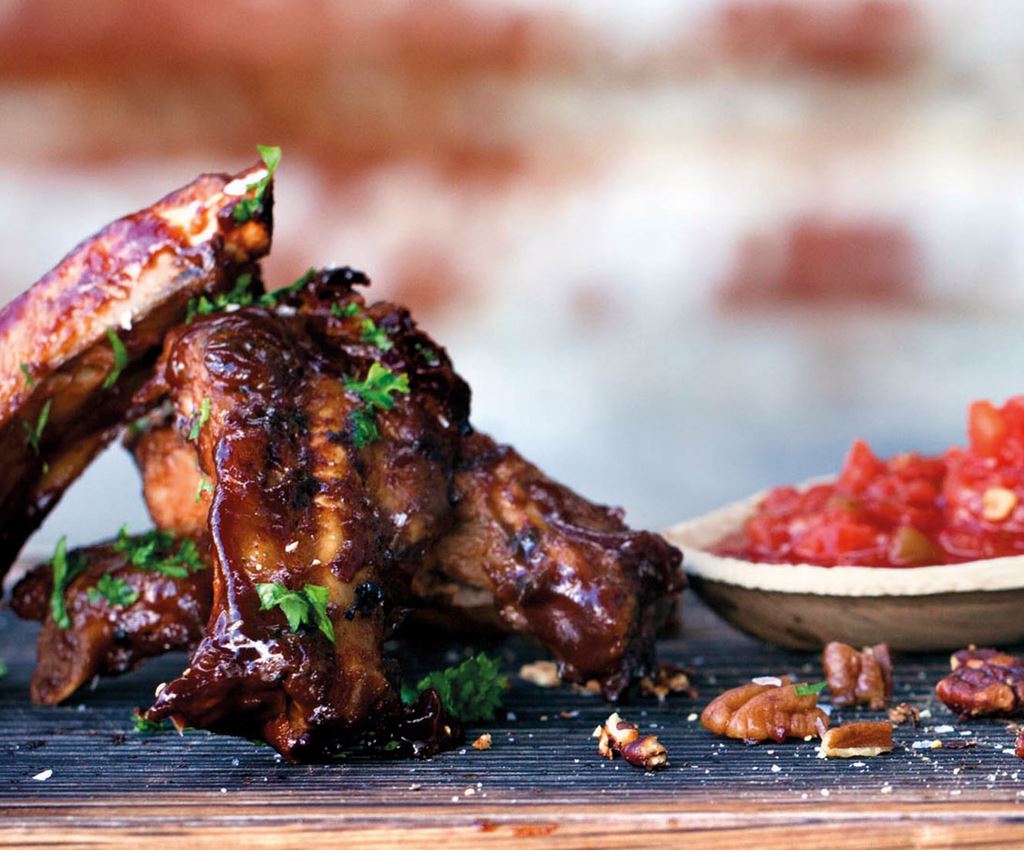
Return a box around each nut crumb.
[592,712,668,770]
[639,663,697,702]
[519,661,561,688]
[888,703,921,727]
[472,733,492,751]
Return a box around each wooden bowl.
[665,485,1024,651]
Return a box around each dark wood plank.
[2,591,1023,847]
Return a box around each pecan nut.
[819,721,894,758]
[592,712,668,770]
[701,678,829,743]
[823,641,892,709]
[936,647,1024,718]
[951,645,1020,671]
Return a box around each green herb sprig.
[48,535,88,629]
[360,317,393,351]
[331,301,359,319]
[188,397,211,442]
[112,525,205,578]
[186,273,256,323]
[344,363,409,448]
[256,582,334,643]
[402,653,507,723]
[232,144,281,223]
[794,681,828,697]
[22,399,51,456]
[87,573,139,607]
[256,267,315,307]
[101,328,128,389]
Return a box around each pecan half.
[823,641,893,709]
[936,647,1024,718]
[700,678,829,743]
[950,645,1021,671]
[592,712,668,770]
[819,721,894,758]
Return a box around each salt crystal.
[31,769,52,782]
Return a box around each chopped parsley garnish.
[360,317,393,351]
[188,397,211,442]
[112,525,205,578]
[132,711,169,734]
[414,342,440,366]
[256,582,334,644]
[402,653,507,723]
[48,535,88,630]
[0,659,6,679]
[331,301,359,319]
[87,573,139,608]
[186,272,255,322]
[22,399,51,456]
[794,681,828,697]
[257,267,315,307]
[232,144,281,223]
[19,363,34,388]
[101,328,128,389]
[195,475,214,504]
[343,363,410,448]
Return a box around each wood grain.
[2,593,1023,848]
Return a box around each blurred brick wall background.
[2,0,1023,553]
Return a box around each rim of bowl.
[664,479,1024,597]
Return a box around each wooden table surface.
[2,591,1023,848]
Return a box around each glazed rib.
[0,164,273,576]
[418,432,684,699]
[140,269,472,759]
[10,536,211,705]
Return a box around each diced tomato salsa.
[713,397,1024,567]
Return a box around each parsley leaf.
[132,710,169,734]
[48,535,88,629]
[112,526,206,578]
[360,318,393,351]
[0,659,7,679]
[20,363,34,387]
[331,301,360,319]
[256,582,335,643]
[405,653,507,723]
[345,363,409,410]
[232,144,282,223]
[794,681,828,697]
[185,273,255,323]
[87,572,139,607]
[101,328,128,389]
[22,399,51,456]
[257,267,315,307]
[343,363,410,448]
[188,397,211,442]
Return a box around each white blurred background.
[2,0,1023,555]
